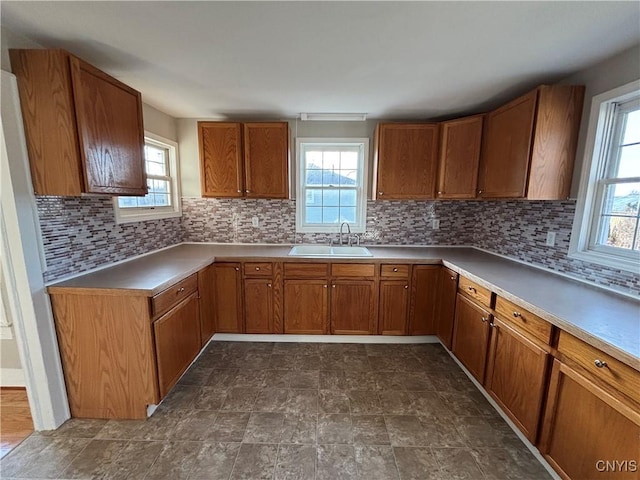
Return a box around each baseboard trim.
[0,368,25,387]
[212,334,439,344]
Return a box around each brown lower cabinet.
[435,267,458,347]
[198,264,216,346]
[408,265,440,334]
[244,278,274,333]
[212,263,243,333]
[378,280,409,335]
[283,279,329,334]
[451,293,491,382]
[331,280,377,334]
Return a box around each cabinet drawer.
[331,263,376,277]
[494,296,553,345]
[458,275,493,308]
[380,264,410,278]
[244,262,273,277]
[152,274,198,317]
[284,263,329,278]
[557,331,640,405]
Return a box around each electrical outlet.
[432,219,440,230]
[546,231,556,246]
[252,216,259,227]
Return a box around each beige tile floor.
[0,342,552,479]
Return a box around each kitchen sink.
[288,245,373,257]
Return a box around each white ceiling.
[1,1,639,120]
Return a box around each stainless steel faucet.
[339,222,351,245]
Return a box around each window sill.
[567,248,640,274]
[114,210,182,225]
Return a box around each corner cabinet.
[9,49,146,197]
[199,121,289,198]
[478,85,584,199]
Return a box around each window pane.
[323,169,340,186]
[306,189,322,206]
[306,151,323,169]
[305,169,323,186]
[340,151,359,170]
[340,189,357,206]
[146,161,166,176]
[153,194,170,206]
[323,151,340,170]
[151,179,170,195]
[622,109,640,145]
[615,144,640,178]
[339,207,357,223]
[323,189,339,207]
[340,170,357,186]
[118,197,138,208]
[322,207,339,223]
[602,183,640,216]
[635,223,640,251]
[598,215,637,249]
[305,206,323,223]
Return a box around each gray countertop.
[48,242,640,369]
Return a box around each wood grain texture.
[378,280,409,335]
[331,263,376,277]
[495,296,553,345]
[540,359,640,480]
[244,262,274,277]
[374,123,439,199]
[478,89,538,198]
[528,85,585,200]
[284,280,328,334]
[272,262,284,334]
[244,278,274,333]
[9,49,83,195]
[50,293,159,419]
[154,294,201,398]
[330,280,377,334]
[198,122,244,197]
[152,273,198,318]
[380,264,410,278]
[458,275,493,308]
[452,294,492,383]
[284,263,329,278]
[485,318,551,443]
[0,389,33,459]
[435,267,458,349]
[408,265,439,335]
[437,115,484,199]
[198,264,216,346]
[213,263,244,333]
[243,122,289,198]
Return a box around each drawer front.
[494,296,553,345]
[380,264,410,278]
[152,274,198,317]
[244,262,273,277]
[558,331,640,404]
[331,263,376,277]
[284,263,329,278]
[458,275,493,308]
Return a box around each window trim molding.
[295,137,369,234]
[113,131,182,224]
[568,79,640,273]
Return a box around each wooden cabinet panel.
[152,273,198,317]
[244,278,274,334]
[380,264,410,278]
[244,122,289,198]
[213,263,243,333]
[540,359,640,480]
[198,122,244,197]
[435,267,458,349]
[374,123,439,199]
[458,275,493,308]
[378,280,409,335]
[244,262,274,277]
[437,115,483,199]
[284,280,328,334]
[495,296,553,345]
[452,294,491,382]
[284,263,329,278]
[331,263,375,277]
[198,264,216,346]
[408,265,439,335]
[154,294,201,398]
[331,281,377,335]
[485,318,550,442]
[10,49,146,196]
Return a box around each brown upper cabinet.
[9,49,147,197]
[198,121,289,198]
[478,85,585,199]
[436,115,484,199]
[373,123,440,199]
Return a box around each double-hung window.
[113,132,181,223]
[296,138,368,233]
[570,81,640,272]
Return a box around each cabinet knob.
[594,359,608,368]
[332,284,336,288]
[237,190,242,193]
[379,191,384,196]
[404,285,408,289]
[393,267,398,272]
[468,286,476,293]
[255,267,260,271]
[512,312,521,318]
[324,285,328,288]
[450,276,456,280]
[267,283,272,288]
[438,191,443,195]
[177,287,185,294]
[489,322,496,328]
[478,189,483,194]
[235,267,239,271]
[481,316,488,323]
[246,190,251,193]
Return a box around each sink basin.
[288,245,373,257]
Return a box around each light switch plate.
[252,216,259,227]
[546,231,556,246]
[432,219,440,230]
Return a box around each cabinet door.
[437,115,483,199]
[199,122,244,197]
[70,57,147,196]
[378,280,409,335]
[485,318,550,443]
[435,267,458,349]
[198,264,216,346]
[213,263,244,333]
[331,280,377,335]
[408,266,439,335]
[478,90,537,198]
[154,294,201,398]
[451,294,491,382]
[244,278,274,334]
[540,359,640,480]
[375,123,439,199]
[284,280,328,334]
[244,122,289,198]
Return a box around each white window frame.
[296,137,369,234]
[113,132,182,224]
[569,80,640,273]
